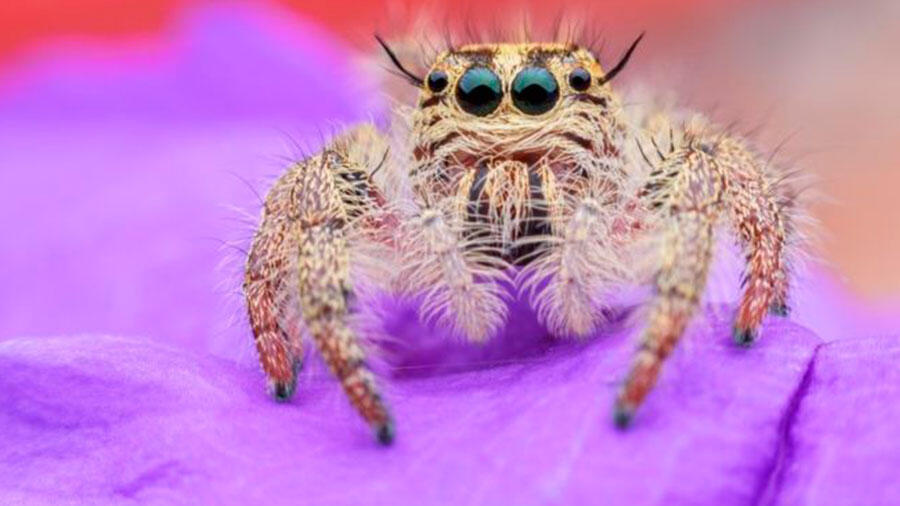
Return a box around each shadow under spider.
[372,295,640,379]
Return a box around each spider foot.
[613,401,636,429]
[375,418,396,446]
[769,302,790,317]
[732,325,758,348]
[271,381,296,402]
[267,359,301,402]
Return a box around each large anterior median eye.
[512,67,559,115]
[456,66,503,116]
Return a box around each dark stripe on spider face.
[572,93,608,107]
[421,95,445,109]
[562,132,594,151]
[509,170,552,265]
[464,163,552,265]
[413,132,461,162]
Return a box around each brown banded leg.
[616,143,721,427]
[768,264,791,317]
[616,135,796,426]
[721,138,792,344]
[245,218,303,401]
[245,127,394,444]
[298,219,393,444]
[732,199,787,344]
[615,202,717,426]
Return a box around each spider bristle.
[599,32,645,84]
[649,136,666,161]
[636,140,655,168]
[375,34,424,88]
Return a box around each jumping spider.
[244,33,797,445]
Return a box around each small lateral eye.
[568,67,592,91]
[427,70,449,93]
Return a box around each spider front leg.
[244,125,395,444]
[615,135,793,427]
[399,198,510,343]
[523,167,629,337]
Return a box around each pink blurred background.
[1,0,897,303]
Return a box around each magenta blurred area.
[0,3,375,351]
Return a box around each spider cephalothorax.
[408,42,631,262]
[244,33,798,445]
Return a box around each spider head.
[400,37,642,191]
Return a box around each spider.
[243,32,798,445]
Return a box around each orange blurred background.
[1,0,897,301]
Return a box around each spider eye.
[511,67,559,115]
[568,67,592,91]
[456,66,503,116]
[427,70,449,93]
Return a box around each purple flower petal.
[0,313,820,504]
[774,336,900,505]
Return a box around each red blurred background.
[0,0,701,56]
[1,0,897,301]
[0,0,734,67]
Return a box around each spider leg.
[245,126,394,444]
[398,164,513,342]
[245,215,303,401]
[616,135,794,426]
[401,201,510,342]
[722,138,792,343]
[523,167,628,337]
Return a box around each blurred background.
[0,0,897,351]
